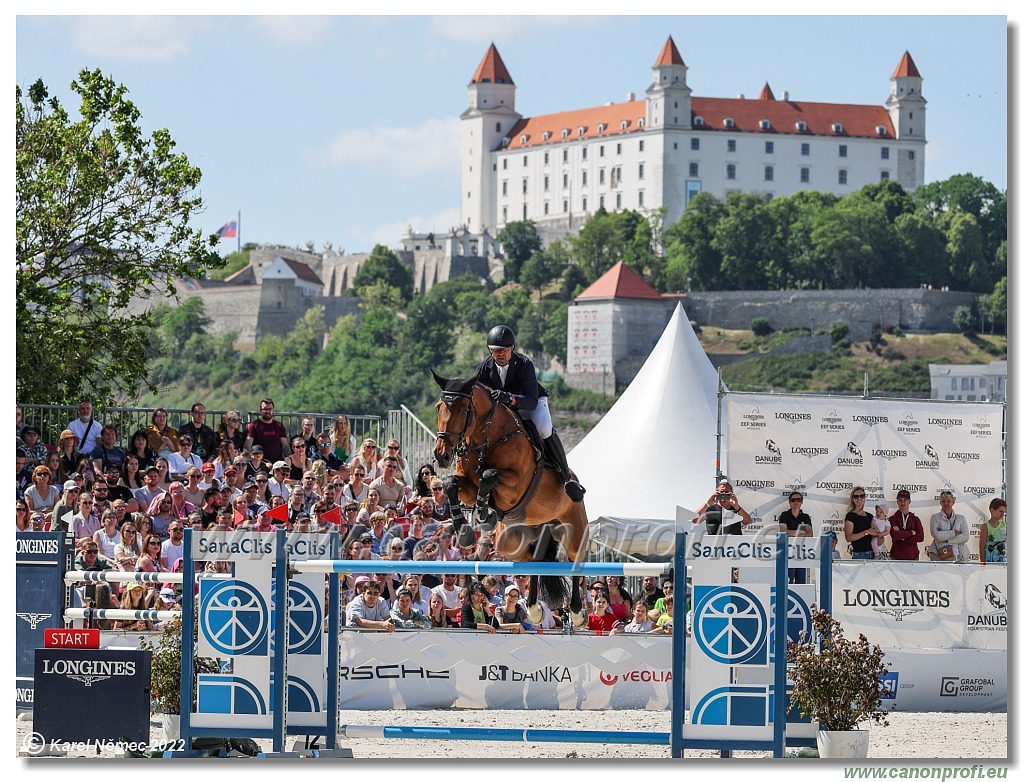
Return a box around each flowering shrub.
[786,609,891,731]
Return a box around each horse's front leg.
[474,468,500,532]
[444,476,476,549]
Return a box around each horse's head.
[432,369,481,468]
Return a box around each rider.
[476,324,585,504]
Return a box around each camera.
[717,493,730,502]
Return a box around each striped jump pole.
[63,608,182,622]
[292,559,672,578]
[340,724,671,745]
[64,571,184,585]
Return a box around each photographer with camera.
[696,479,751,535]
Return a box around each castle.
[146,38,929,355]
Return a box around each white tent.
[569,302,725,556]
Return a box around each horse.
[432,369,587,625]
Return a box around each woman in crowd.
[136,534,165,574]
[92,510,122,561]
[114,520,142,571]
[494,584,530,634]
[211,441,236,482]
[167,481,196,520]
[145,408,179,457]
[349,439,381,482]
[115,583,156,631]
[153,456,172,491]
[378,439,413,486]
[167,436,203,480]
[217,411,246,453]
[121,453,144,491]
[414,464,437,498]
[16,499,30,531]
[127,429,157,472]
[604,575,633,622]
[331,415,357,465]
[844,486,879,561]
[31,470,70,526]
[980,497,1008,564]
[43,452,64,485]
[356,488,382,525]
[55,429,87,485]
[779,490,814,582]
[136,514,155,543]
[284,436,311,483]
[90,582,119,631]
[389,587,431,630]
[460,582,498,633]
[426,592,452,629]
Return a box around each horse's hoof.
[527,603,544,625]
[564,481,586,503]
[477,511,497,533]
[571,610,588,629]
[456,524,477,548]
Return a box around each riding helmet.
[487,324,516,349]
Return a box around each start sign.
[44,628,100,649]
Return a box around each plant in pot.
[141,614,220,741]
[786,608,891,759]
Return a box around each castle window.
[691,138,699,151]
[839,145,848,158]
[599,169,605,184]
[562,128,570,139]
[876,125,888,136]
[522,179,528,194]
[881,146,890,159]
[726,164,736,180]
[639,140,645,152]
[838,169,848,185]
[620,120,629,131]
[578,126,586,136]
[638,163,644,179]
[544,151,549,164]
[727,139,736,152]
[801,143,810,156]
[542,131,551,142]
[616,193,622,209]
[795,121,807,132]
[598,123,607,134]
[764,165,774,182]
[520,136,528,146]
[496,123,501,132]
[759,119,771,130]
[544,175,549,191]
[831,122,844,133]
[724,117,735,128]
[563,149,568,162]
[694,116,704,126]
[600,145,605,157]
[880,171,890,180]
[582,147,588,160]
[502,159,507,170]
[765,141,774,154]
[523,155,528,166]
[638,191,644,207]
[800,167,810,183]
[502,180,507,196]
[582,171,587,186]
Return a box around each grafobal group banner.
[725,395,1004,557]
[337,631,674,710]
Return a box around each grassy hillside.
[702,328,1006,394]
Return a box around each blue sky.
[14,12,1012,257]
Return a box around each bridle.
[436,384,524,467]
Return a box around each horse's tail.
[536,532,569,610]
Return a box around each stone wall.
[681,288,977,340]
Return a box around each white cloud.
[69,17,197,62]
[308,117,460,179]
[250,16,337,47]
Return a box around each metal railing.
[18,404,382,451]
[387,404,450,479]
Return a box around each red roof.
[891,51,921,78]
[653,36,684,67]
[576,262,663,301]
[471,44,514,85]
[757,82,776,101]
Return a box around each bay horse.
[432,369,587,624]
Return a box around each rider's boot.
[543,431,585,503]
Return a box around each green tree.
[497,220,542,282]
[519,247,562,295]
[663,192,726,290]
[16,70,221,405]
[979,276,1007,334]
[570,206,627,281]
[712,192,773,289]
[352,244,414,304]
[914,174,1006,265]
[892,210,948,288]
[157,296,212,350]
[939,211,988,292]
[540,302,569,366]
[952,305,976,336]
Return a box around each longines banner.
[831,561,1007,651]
[337,631,674,710]
[724,395,1004,556]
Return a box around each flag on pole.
[216,220,238,238]
[321,506,342,526]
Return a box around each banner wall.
[724,395,1004,559]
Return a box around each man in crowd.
[888,489,925,560]
[67,398,102,456]
[178,402,218,461]
[368,454,409,508]
[243,398,290,464]
[346,576,395,631]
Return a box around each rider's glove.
[490,389,514,407]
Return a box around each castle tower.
[461,44,521,234]
[645,36,692,129]
[885,51,927,188]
